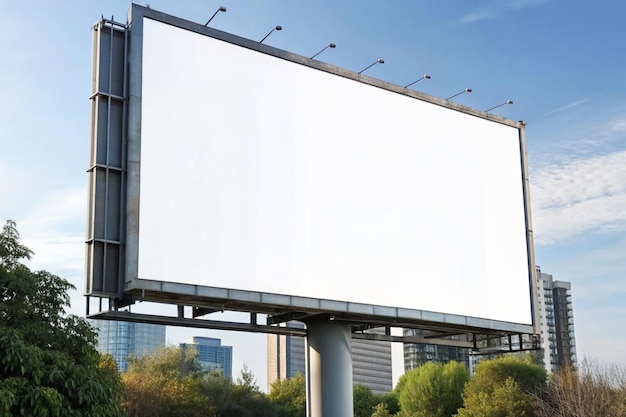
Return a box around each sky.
[1,0,625,392]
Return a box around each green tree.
[268,373,306,417]
[372,402,393,417]
[354,384,377,417]
[457,377,533,417]
[457,355,547,417]
[0,220,125,417]
[123,346,212,417]
[200,366,274,417]
[375,392,400,415]
[396,361,469,417]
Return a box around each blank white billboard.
[137,18,532,325]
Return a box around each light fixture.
[446,88,472,100]
[310,43,336,60]
[485,100,513,112]
[204,6,226,26]
[358,58,384,74]
[404,74,431,89]
[260,25,282,43]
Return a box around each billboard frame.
[86,4,539,343]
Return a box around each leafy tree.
[268,372,306,417]
[372,402,393,417]
[354,384,377,417]
[123,346,212,417]
[396,361,469,417]
[201,366,274,417]
[0,220,125,417]
[457,377,533,417]
[375,392,400,415]
[457,355,546,417]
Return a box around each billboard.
[87,6,536,330]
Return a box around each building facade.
[89,320,166,372]
[267,322,393,394]
[180,336,233,379]
[536,266,577,373]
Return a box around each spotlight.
[485,100,514,112]
[446,88,472,100]
[260,25,282,43]
[204,6,226,26]
[310,43,336,60]
[404,74,431,89]
[358,58,384,74]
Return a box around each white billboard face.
[137,18,532,325]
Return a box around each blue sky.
[2,0,625,390]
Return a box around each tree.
[353,384,377,417]
[375,392,400,415]
[123,346,212,417]
[268,373,306,417]
[371,402,393,417]
[533,360,626,417]
[396,361,469,417]
[456,377,533,417]
[0,220,125,417]
[457,355,547,417]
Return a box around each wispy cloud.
[541,97,589,117]
[506,0,547,10]
[462,0,546,23]
[462,11,497,23]
[531,150,626,244]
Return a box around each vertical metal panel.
[124,5,145,287]
[85,19,127,298]
[519,125,540,333]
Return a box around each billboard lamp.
[485,100,513,112]
[404,74,431,89]
[204,6,226,26]
[357,58,384,74]
[260,25,282,43]
[311,43,336,60]
[446,88,472,100]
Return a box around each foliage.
[456,377,533,417]
[123,346,212,417]
[354,384,377,417]
[466,355,546,394]
[372,402,393,417]
[123,346,278,417]
[456,355,547,417]
[396,361,469,417]
[375,391,400,415]
[533,360,626,417]
[268,372,306,417]
[0,220,125,417]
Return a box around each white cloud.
[462,0,545,23]
[541,97,589,117]
[531,150,626,244]
[462,11,497,23]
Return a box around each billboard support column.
[306,320,353,417]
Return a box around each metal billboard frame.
[86,4,540,351]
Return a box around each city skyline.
[2,0,625,391]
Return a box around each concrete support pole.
[306,320,353,417]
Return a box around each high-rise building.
[267,322,392,394]
[267,322,306,386]
[180,336,233,379]
[536,266,576,373]
[89,320,166,372]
